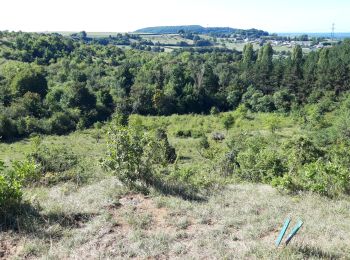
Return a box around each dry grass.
[1,181,349,259]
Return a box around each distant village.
[230,34,336,50]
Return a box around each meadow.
[1,111,350,259]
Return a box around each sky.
[1,0,349,33]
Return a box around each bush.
[155,128,177,164]
[11,160,40,185]
[167,166,215,191]
[264,114,282,133]
[234,104,248,119]
[102,123,172,191]
[284,136,324,168]
[273,89,295,112]
[218,151,239,177]
[222,113,235,132]
[225,134,286,182]
[0,159,38,209]
[297,161,350,197]
[28,137,78,174]
[0,161,23,208]
[10,66,48,98]
[49,111,77,135]
[198,135,210,150]
[0,114,17,140]
[237,146,286,182]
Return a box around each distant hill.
[135,25,269,37]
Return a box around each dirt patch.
[0,234,21,259]
[114,194,175,234]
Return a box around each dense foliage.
[1,31,350,141]
[0,159,38,208]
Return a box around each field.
[39,31,315,54]
[1,112,350,259]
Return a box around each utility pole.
[331,23,335,41]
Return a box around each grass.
[1,112,349,259]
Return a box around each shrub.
[28,138,78,174]
[236,147,285,182]
[0,159,38,208]
[296,161,350,197]
[284,136,324,168]
[198,135,210,150]
[234,104,248,119]
[333,110,350,142]
[12,160,40,185]
[167,166,215,191]
[264,115,282,133]
[103,123,171,191]
[10,66,48,98]
[222,114,235,132]
[49,111,77,135]
[228,135,287,182]
[218,151,239,177]
[273,89,295,112]
[155,128,177,164]
[0,114,17,140]
[0,167,23,208]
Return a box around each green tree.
[11,66,48,98]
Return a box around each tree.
[0,114,16,139]
[255,44,273,92]
[242,43,254,67]
[11,66,48,98]
[49,112,77,135]
[65,83,97,112]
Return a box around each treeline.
[1,31,350,140]
[135,25,269,38]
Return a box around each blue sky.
[1,0,349,33]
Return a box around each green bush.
[49,111,77,135]
[264,114,282,133]
[237,146,285,182]
[0,159,39,208]
[0,161,22,208]
[222,113,235,132]
[102,123,171,191]
[284,136,324,168]
[12,160,40,185]
[225,134,287,182]
[210,106,220,115]
[273,89,295,113]
[198,135,210,150]
[297,161,350,197]
[28,138,78,174]
[0,114,17,140]
[155,128,177,164]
